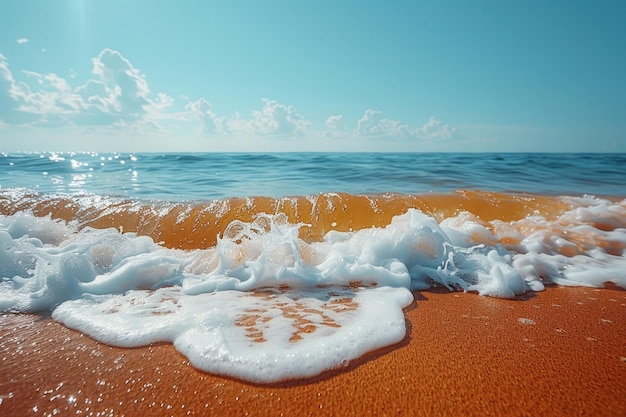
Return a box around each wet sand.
[1,285,625,417]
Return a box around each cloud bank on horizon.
[0,48,458,151]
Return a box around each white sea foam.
[1,196,625,382]
[52,286,412,383]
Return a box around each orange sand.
[1,285,624,417]
[0,191,572,249]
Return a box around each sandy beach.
[1,285,625,417]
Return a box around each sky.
[0,0,624,152]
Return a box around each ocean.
[2,152,625,200]
[1,152,625,383]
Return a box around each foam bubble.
[52,286,413,383]
[0,214,189,312]
[2,197,626,382]
[2,202,625,307]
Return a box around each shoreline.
[2,285,625,416]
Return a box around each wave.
[1,189,625,382]
[0,189,578,248]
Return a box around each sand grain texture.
[1,286,625,417]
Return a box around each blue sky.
[1,0,624,152]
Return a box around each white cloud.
[0,49,461,147]
[91,48,150,117]
[354,109,458,141]
[325,114,344,130]
[183,101,459,144]
[0,48,174,128]
[73,80,122,125]
[186,98,312,137]
[247,99,311,136]
[415,116,459,140]
[0,53,39,124]
[324,114,346,138]
[19,72,83,124]
[16,38,28,44]
[185,97,226,134]
[354,109,411,137]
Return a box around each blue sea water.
[1,152,624,200]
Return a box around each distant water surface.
[1,152,624,200]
